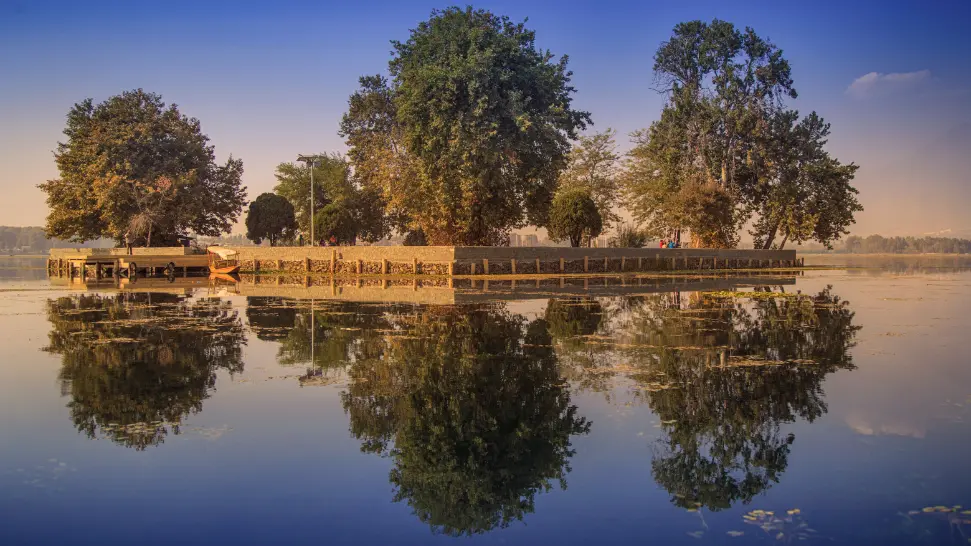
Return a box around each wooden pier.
[48,248,210,280]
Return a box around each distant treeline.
[0,226,112,253]
[839,235,971,254]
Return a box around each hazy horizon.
[2,0,969,238]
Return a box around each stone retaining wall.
[231,246,798,275]
[49,245,798,275]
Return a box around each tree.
[245,193,296,246]
[622,20,797,248]
[556,129,621,228]
[39,89,246,246]
[344,7,590,245]
[273,153,386,245]
[751,111,862,249]
[547,190,603,247]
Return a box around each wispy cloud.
[847,70,931,98]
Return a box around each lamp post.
[296,155,319,246]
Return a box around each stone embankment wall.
[229,246,798,275]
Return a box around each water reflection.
[39,284,860,524]
[550,287,860,511]
[43,293,245,449]
[341,305,591,535]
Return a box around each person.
[329,235,337,246]
[659,239,666,248]
[667,240,675,249]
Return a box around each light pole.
[296,155,319,246]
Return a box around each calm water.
[1,256,970,545]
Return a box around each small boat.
[207,246,241,274]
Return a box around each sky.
[1,0,969,238]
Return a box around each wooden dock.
[48,248,210,279]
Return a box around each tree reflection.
[341,305,591,535]
[550,286,859,511]
[44,293,245,449]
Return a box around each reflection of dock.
[48,275,225,295]
[234,273,799,304]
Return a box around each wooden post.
[331,249,337,274]
[182,266,187,278]
[413,257,419,274]
[621,256,626,271]
[603,257,608,272]
[559,277,565,288]
[448,261,454,276]
[470,262,476,275]
[277,259,283,271]
[357,259,363,274]
[670,257,675,270]
[655,253,661,270]
[535,258,541,274]
[482,259,489,275]
[305,256,311,272]
[583,256,589,272]
[254,259,260,273]
[511,258,517,274]
[382,259,388,275]
[559,258,565,273]
[637,257,643,271]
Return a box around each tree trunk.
[779,232,789,249]
[762,219,780,250]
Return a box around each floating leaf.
[687,531,704,538]
[727,530,744,537]
[787,508,801,515]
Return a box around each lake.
[1,255,970,545]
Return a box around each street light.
[296,155,320,246]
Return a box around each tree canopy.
[621,20,860,249]
[547,189,603,247]
[40,89,246,246]
[245,193,297,246]
[342,7,590,245]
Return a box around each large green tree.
[547,189,603,247]
[40,89,246,246]
[245,193,297,246]
[344,7,590,245]
[622,20,826,248]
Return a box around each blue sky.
[2,0,969,236]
